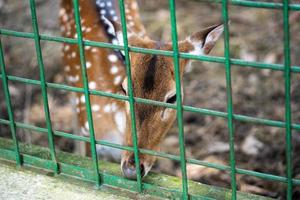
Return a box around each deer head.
[104,18,224,179]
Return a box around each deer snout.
[121,156,145,180]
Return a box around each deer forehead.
[129,54,175,98]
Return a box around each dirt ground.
[0,0,300,199]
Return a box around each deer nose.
[122,157,145,180]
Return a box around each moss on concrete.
[0,160,162,200]
[0,137,273,200]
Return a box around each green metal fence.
[0,0,300,199]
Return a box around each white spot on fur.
[106,1,112,7]
[89,81,97,89]
[110,66,118,74]
[111,103,117,112]
[108,54,118,63]
[132,2,138,10]
[92,104,100,112]
[110,10,115,15]
[104,104,111,113]
[59,8,66,16]
[99,2,105,7]
[68,75,79,82]
[114,111,126,133]
[64,45,70,51]
[86,61,91,69]
[80,95,85,103]
[71,52,76,58]
[91,48,98,53]
[112,38,118,45]
[113,16,118,21]
[114,75,122,85]
[86,27,92,33]
[100,10,106,15]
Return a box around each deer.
[59,0,224,180]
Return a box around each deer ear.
[183,23,224,55]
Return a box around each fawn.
[59,0,223,179]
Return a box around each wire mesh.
[0,0,299,199]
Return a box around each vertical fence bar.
[169,0,189,199]
[283,0,293,199]
[72,0,101,187]
[0,39,22,165]
[118,0,143,192]
[29,0,59,173]
[221,0,237,199]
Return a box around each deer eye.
[166,94,176,104]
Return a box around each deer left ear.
[182,23,224,55]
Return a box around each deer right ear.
[181,23,224,55]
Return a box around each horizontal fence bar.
[1,29,300,74]
[194,0,300,10]
[0,142,273,200]
[1,74,300,131]
[0,118,90,142]
[1,118,300,187]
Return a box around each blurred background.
[0,0,300,198]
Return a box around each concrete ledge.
[0,137,272,200]
[0,161,154,200]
